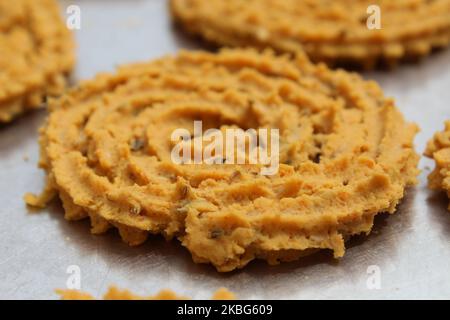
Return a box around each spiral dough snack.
[170,0,450,69]
[57,286,235,300]
[26,49,419,272]
[425,121,450,210]
[0,0,74,122]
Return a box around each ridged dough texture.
[57,286,235,300]
[425,121,450,209]
[0,0,75,122]
[26,49,419,272]
[170,0,450,69]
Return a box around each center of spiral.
[170,120,280,176]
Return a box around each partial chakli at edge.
[57,286,235,300]
[170,0,450,69]
[425,121,450,209]
[26,48,420,272]
[0,0,75,122]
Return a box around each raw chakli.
[425,121,450,210]
[170,0,450,69]
[0,0,74,122]
[26,49,420,272]
[57,286,235,300]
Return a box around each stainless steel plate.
[1,0,450,300]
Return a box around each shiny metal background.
[1,0,450,300]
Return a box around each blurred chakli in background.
[0,0,75,123]
[170,0,450,69]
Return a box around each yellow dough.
[171,0,450,69]
[26,49,419,271]
[57,286,235,300]
[425,121,450,209]
[0,0,74,122]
